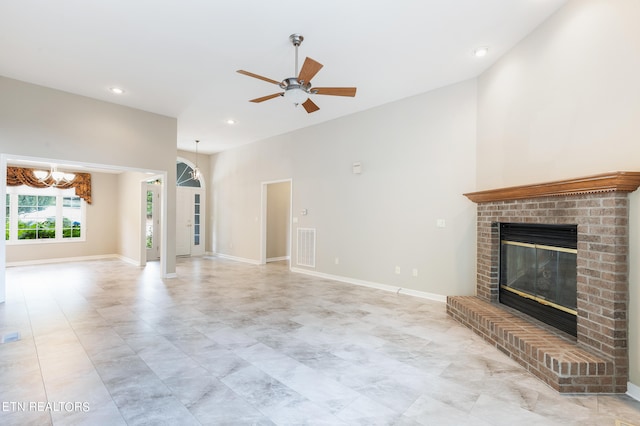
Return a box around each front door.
[176,186,205,256]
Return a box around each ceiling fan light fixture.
[281,77,311,105]
[284,88,308,106]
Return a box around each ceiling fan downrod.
[289,34,304,77]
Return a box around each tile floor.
[0,256,639,425]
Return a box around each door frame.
[260,178,292,266]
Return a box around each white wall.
[6,171,119,264]
[211,79,477,297]
[476,0,640,390]
[0,76,178,283]
[117,171,147,264]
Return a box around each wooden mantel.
[464,171,640,204]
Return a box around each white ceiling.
[0,0,566,155]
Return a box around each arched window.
[176,161,201,187]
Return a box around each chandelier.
[190,140,201,181]
[33,165,75,186]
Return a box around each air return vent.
[297,228,316,267]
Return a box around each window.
[6,186,85,243]
[146,189,154,249]
[194,193,200,246]
[176,161,201,188]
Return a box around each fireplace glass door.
[501,242,577,311]
[499,223,577,336]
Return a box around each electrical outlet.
[412,268,418,277]
[437,219,446,228]
[335,257,340,265]
[395,266,401,275]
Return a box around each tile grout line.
[19,279,53,426]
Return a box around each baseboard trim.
[215,253,261,265]
[290,267,447,303]
[267,256,290,263]
[6,254,120,268]
[627,381,640,401]
[116,255,142,266]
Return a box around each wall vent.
[297,228,316,267]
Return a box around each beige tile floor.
[0,256,639,425]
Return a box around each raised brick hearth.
[448,172,640,394]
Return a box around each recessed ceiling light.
[474,47,489,58]
[109,87,125,95]
[226,119,236,125]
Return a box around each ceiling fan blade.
[313,87,357,97]
[301,98,320,113]
[237,70,281,85]
[249,93,283,103]
[298,57,323,83]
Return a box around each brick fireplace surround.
[447,172,640,393]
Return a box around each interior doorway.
[261,180,292,265]
[0,154,171,304]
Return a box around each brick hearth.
[450,172,640,394]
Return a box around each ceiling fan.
[236,34,357,114]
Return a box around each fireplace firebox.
[499,223,577,336]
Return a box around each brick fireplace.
[447,172,640,393]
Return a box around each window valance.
[6,166,92,204]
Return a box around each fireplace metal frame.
[499,222,578,336]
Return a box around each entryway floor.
[1,257,639,425]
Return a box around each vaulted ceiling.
[0,0,566,154]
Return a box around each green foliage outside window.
[63,217,81,238]
[17,195,57,240]
[18,219,56,239]
[5,194,9,240]
[146,190,154,249]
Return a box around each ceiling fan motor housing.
[279,78,311,92]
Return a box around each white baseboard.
[267,256,290,263]
[215,253,261,265]
[627,381,640,401]
[116,255,142,266]
[290,267,447,303]
[6,254,120,268]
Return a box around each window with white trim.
[5,186,86,243]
